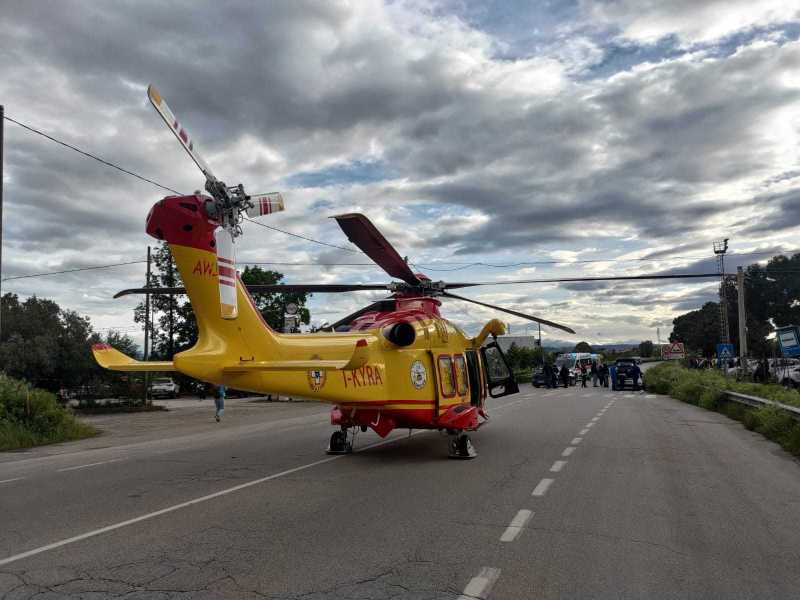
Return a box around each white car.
[149,377,180,398]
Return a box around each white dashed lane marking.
[570,437,582,445]
[579,428,590,435]
[532,478,554,496]
[590,417,599,422]
[499,510,533,542]
[586,422,595,428]
[550,460,567,473]
[562,446,576,457]
[458,567,501,600]
[0,478,24,485]
[57,459,124,473]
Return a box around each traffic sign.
[662,342,685,360]
[777,325,800,357]
[716,343,735,366]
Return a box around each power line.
[1,260,147,282]
[242,217,360,254]
[6,115,800,278]
[6,114,367,256]
[4,115,182,195]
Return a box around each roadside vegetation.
[646,362,800,456]
[0,374,97,451]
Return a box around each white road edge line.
[0,429,425,568]
[532,478,554,496]
[499,509,533,542]
[562,446,576,457]
[57,459,124,472]
[550,460,567,473]
[0,477,24,484]
[458,566,501,600]
[570,437,582,445]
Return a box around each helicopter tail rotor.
[245,192,285,218]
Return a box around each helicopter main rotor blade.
[443,272,724,287]
[147,84,217,184]
[441,291,576,335]
[113,283,391,299]
[332,213,421,286]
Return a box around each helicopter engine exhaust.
[383,322,416,347]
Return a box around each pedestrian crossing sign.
[716,343,735,364]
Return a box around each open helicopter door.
[480,341,519,398]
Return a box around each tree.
[0,293,132,391]
[638,341,654,358]
[574,341,592,353]
[134,243,190,359]
[240,266,311,330]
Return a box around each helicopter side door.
[480,341,520,398]
[465,350,483,406]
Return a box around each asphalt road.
[1,385,799,599]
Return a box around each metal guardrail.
[722,390,800,421]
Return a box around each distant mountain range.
[496,335,644,352]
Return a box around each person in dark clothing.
[590,361,598,387]
[599,363,608,387]
[560,364,570,388]
[543,363,552,388]
[580,364,588,388]
[630,364,642,391]
[552,368,559,389]
[610,364,618,390]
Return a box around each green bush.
[647,363,800,457]
[0,374,97,450]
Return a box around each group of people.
[540,360,642,391]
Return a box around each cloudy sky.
[2,0,800,347]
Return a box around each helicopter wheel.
[448,432,477,459]
[326,429,353,455]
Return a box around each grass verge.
[0,375,98,451]
[646,363,800,457]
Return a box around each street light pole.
[737,266,748,361]
[143,246,151,405]
[0,105,4,344]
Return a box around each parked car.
[614,358,642,390]
[149,377,180,398]
[531,367,548,388]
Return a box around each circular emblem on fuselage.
[410,360,427,390]
[308,368,326,392]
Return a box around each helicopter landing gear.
[448,432,477,459]
[327,427,354,455]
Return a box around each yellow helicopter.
[93,85,575,458]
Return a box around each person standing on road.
[631,363,642,392]
[609,363,618,391]
[543,362,552,389]
[591,361,598,387]
[580,363,588,387]
[214,384,226,422]
[560,364,570,388]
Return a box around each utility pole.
[713,239,730,343]
[737,266,748,361]
[538,322,542,348]
[143,246,151,405]
[167,255,174,358]
[0,105,4,344]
